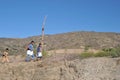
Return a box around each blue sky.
[0,0,120,38]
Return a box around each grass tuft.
[80,52,94,58]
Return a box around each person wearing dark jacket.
[36,43,42,61]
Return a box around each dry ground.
[0,51,120,80]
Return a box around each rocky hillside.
[0,31,120,80]
[44,31,120,50]
[0,53,120,80]
[0,31,120,55]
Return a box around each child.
[2,48,9,63]
[36,43,42,61]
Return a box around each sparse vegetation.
[101,47,120,58]
[80,47,120,58]
[84,45,90,52]
[94,51,109,57]
[109,47,120,58]
[80,52,94,58]
[42,50,48,57]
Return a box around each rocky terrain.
[0,31,120,80]
[0,53,120,80]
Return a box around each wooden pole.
[41,16,47,51]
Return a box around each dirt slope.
[0,53,120,80]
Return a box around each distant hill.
[0,31,120,55]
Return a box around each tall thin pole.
[41,16,47,51]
